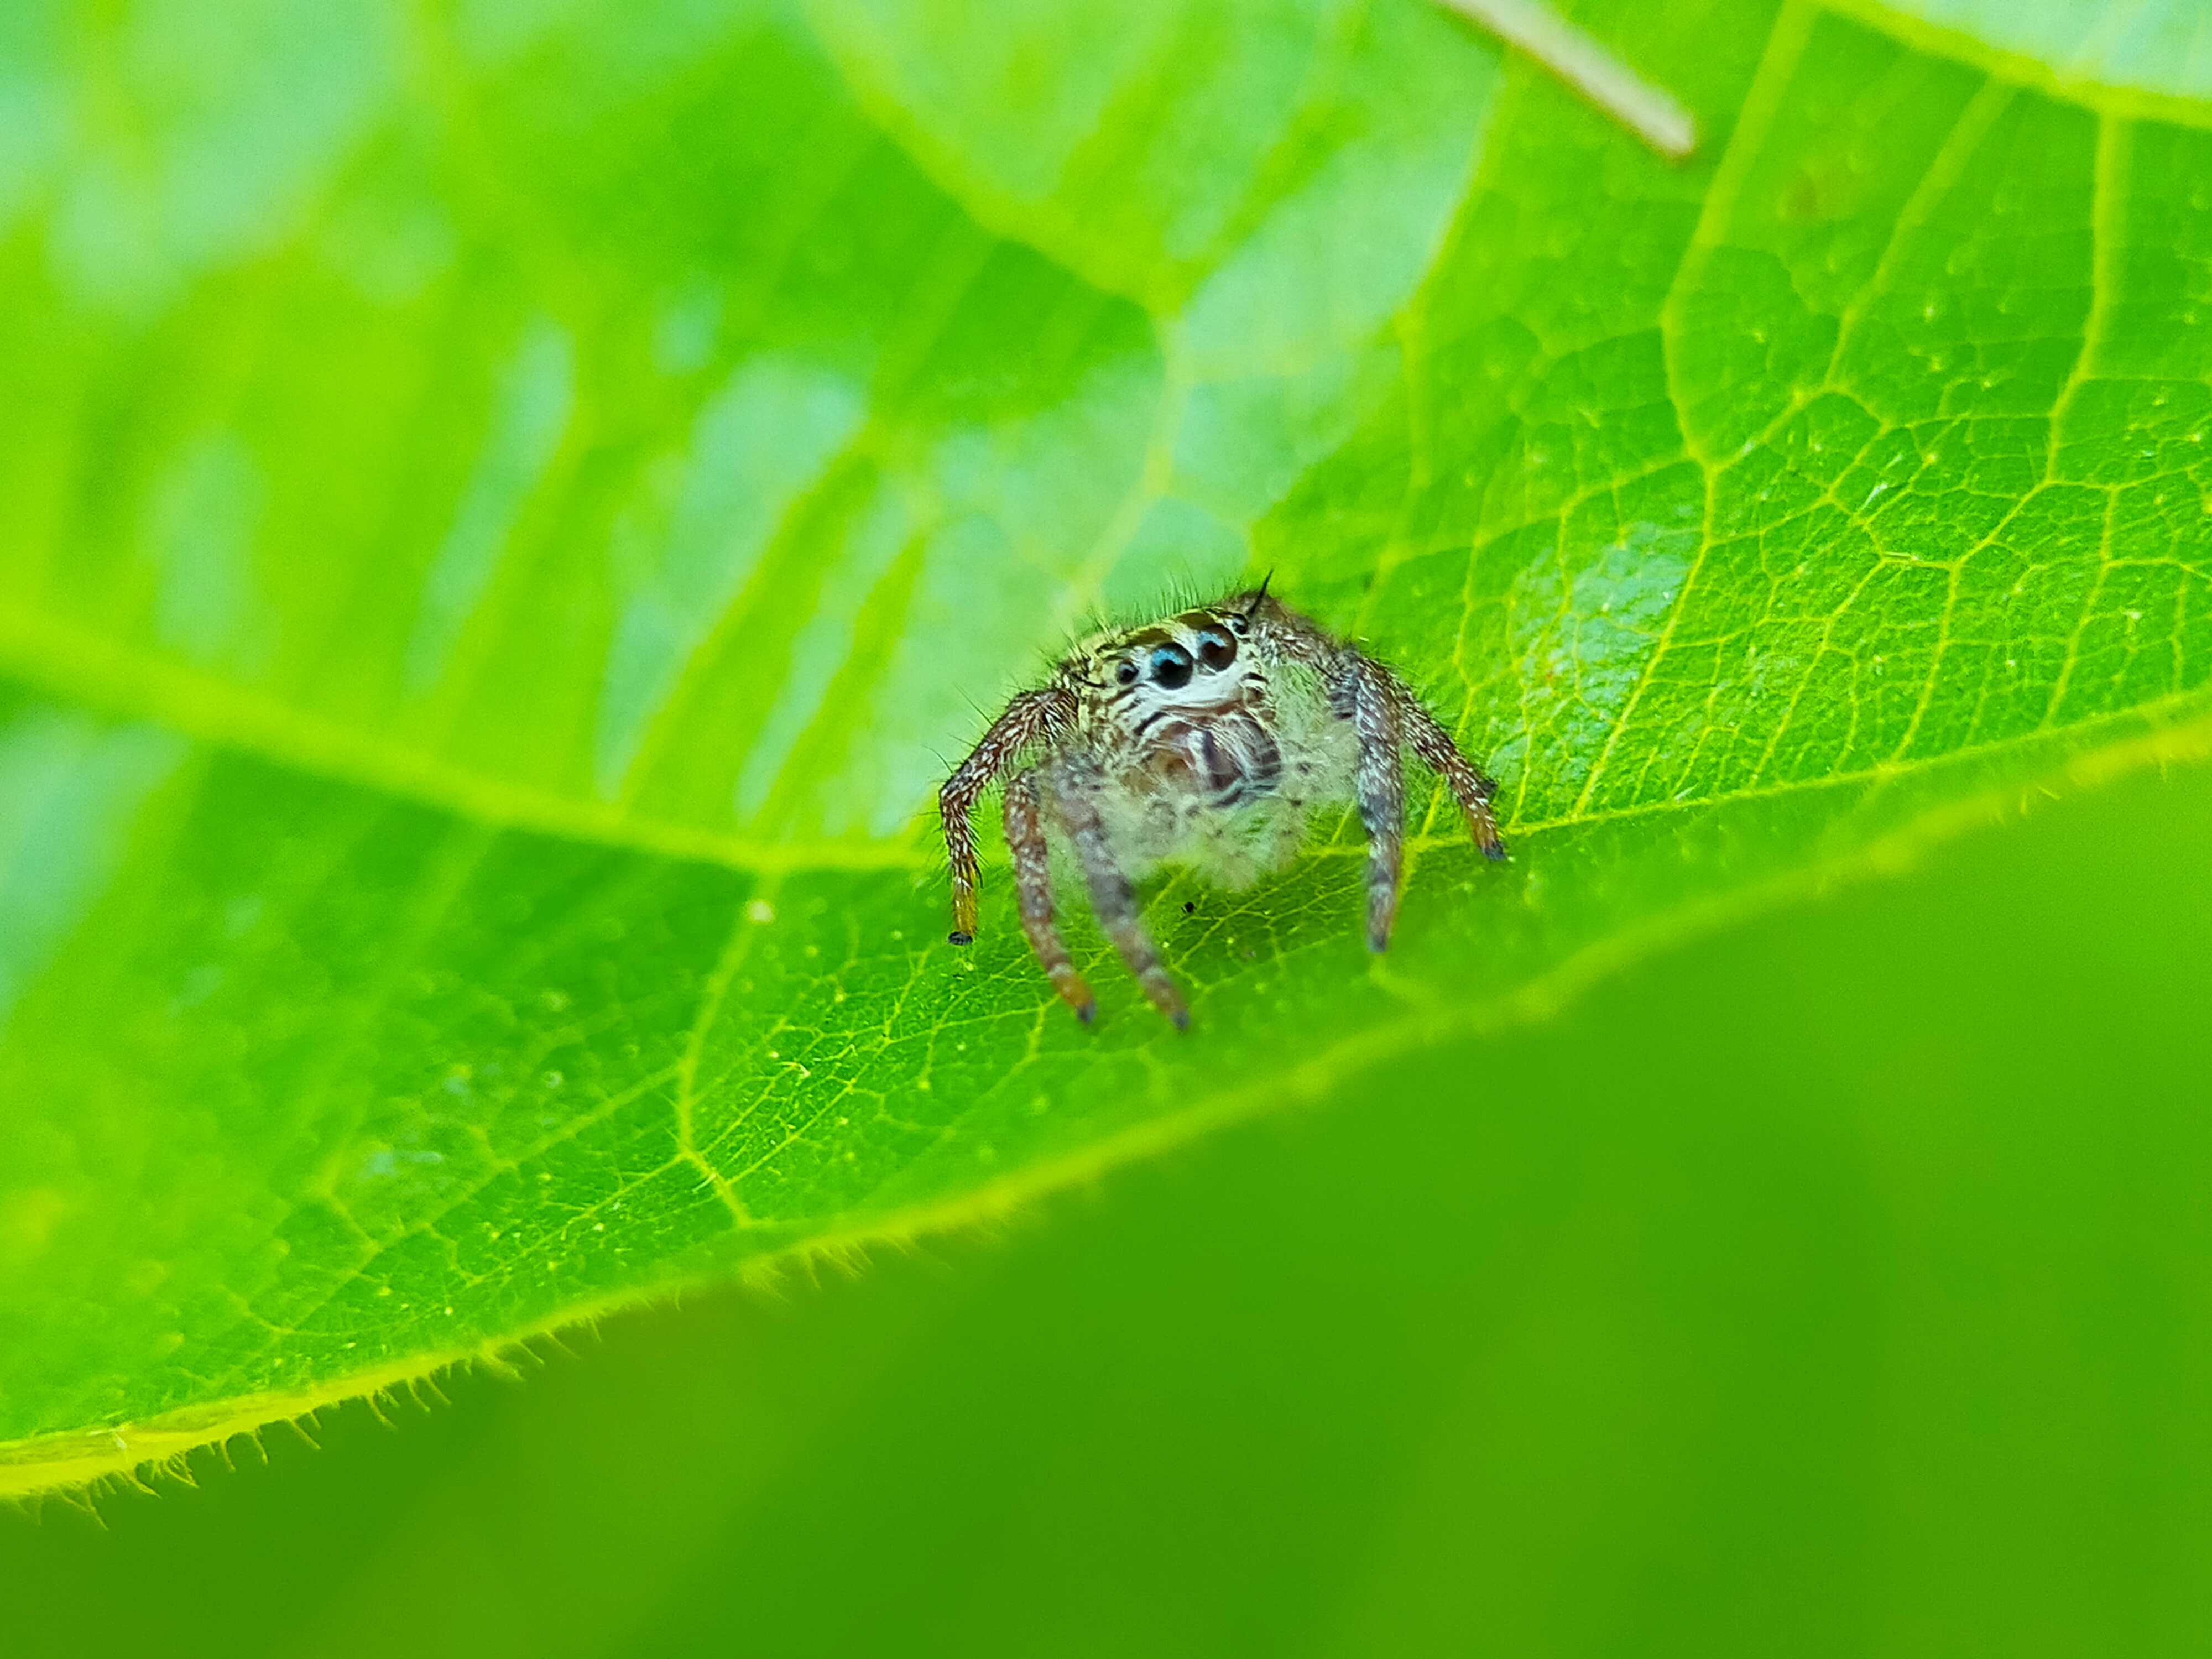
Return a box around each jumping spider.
[940,583,1507,1029]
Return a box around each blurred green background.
[7,747,2209,1656]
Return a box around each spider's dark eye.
[1149,642,1193,690]
[1115,659,1140,686]
[1194,625,1237,672]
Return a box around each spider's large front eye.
[1115,659,1140,686]
[1193,625,1237,672]
[1149,642,1193,690]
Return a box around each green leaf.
[1875,0,2212,103]
[3,0,2209,1491]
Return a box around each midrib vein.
[0,606,920,876]
[9,600,2208,889]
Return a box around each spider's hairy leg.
[1246,597,1413,950]
[1004,767,1097,1023]
[1048,761,1190,1030]
[1385,666,1507,860]
[1348,656,1408,953]
[938,688,1066,945]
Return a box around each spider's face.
[1079,604,1263,737]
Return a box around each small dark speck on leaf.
[1182,900,1196,915]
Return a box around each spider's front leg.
[1391,674,1507,861]
[1047,760,1189,1030]
[939,688,1067,945]
[1004,767,1097,1024]
[1346,657,1407,953]
[1336,651,1509,952]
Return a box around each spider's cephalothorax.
[939,585,1506,1029]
